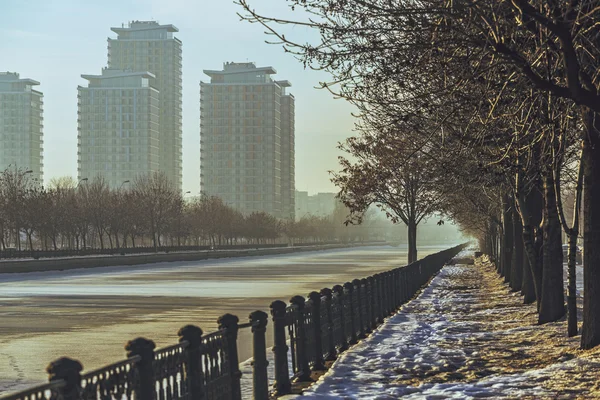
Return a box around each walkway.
[296,253,600,399]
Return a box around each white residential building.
[0,72,43,182]
[200,62,295,219]
[77,68,160,188]
[108,21,183,190]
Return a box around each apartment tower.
[200,62,295,219]
[77,68,160,188]
[107,21,183,190]
[0,72,43,182]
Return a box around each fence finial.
[250,310,269,400]
[218,314,242,400]
[46,357,83,400]
[270,300,292,395]
[178,325,204,399]
[125,337,156,400]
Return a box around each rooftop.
[81,68,155,81]
[111,20,178,34]
[0,72,40,85]
[204,62,277,77]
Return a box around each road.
[0,244,455,394]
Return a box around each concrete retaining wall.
[0,243,380,274]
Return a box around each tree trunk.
[581,111,600,348]
[539,172,565,323]
[26,232,33,251]
[522,246,536,304]
[511,207,524,292]
[534,224,544,311]
[518,185,544,306]
[97,228,104,249]
[407,219,418,263]
[567,231,578,337]
[502,194,513,283]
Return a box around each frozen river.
[0,244,454,394]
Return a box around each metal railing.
[0,243,466,400]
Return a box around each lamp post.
[120,180,130,190]
[76,178,88,188]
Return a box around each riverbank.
[0,242,384,274]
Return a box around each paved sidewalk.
[296,253,600,399]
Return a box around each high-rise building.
[0,72,43,182]
[200,62,295,219]
[280,89,295,220]
[77,68,160,188]
[108,21,183,190]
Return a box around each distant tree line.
[0,168,385,252]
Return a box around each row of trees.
[0,169,384,252]
[238,0,600,347]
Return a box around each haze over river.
[0,244,456,394]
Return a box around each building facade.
[295,190,337,219]
[77,69,160,188]
[200,62,295,219]
[108,21,183,190]
[280,90,295,220]
[0,72,43,182]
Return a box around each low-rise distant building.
[295,190,337,219]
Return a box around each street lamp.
[24,170,33,174]
[120,180,130,190]
[77,177,88,188]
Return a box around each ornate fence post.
[332,285,348,351]
[408,266,416,297]
[366,276,377,330]
[270,300,292,396]
[218,313,242,400]
[178,325,204,400]
[125,337,156,400]
[383,272,390,316]
[394,269,401,309]
[320,288,337,361]
[386,271,396,315]
[249,310,269,400]
[401,268,408,303]
[353,279,366,339]
[376,274,385,323]
[307,291,326,370]
[290,295,312,382]
[46,357,83,400]
[343,282,358,345]
[361,278,372,334]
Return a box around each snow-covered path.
[297,255,600,399]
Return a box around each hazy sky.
[0,0,357,195]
